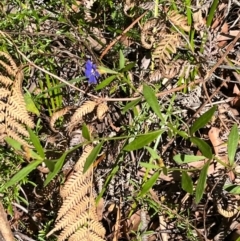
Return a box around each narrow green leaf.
[173,154,205,164]
[224,184,240,194]
[195,160,210,204]
[119,50,125,69]
[121,62,135,72]
[228,124,239,166]
[190,106,217,135]
[27,127,45,159]
[83,141,103,173]
[44,159,55,172]
[190,137,213,159]
[124,130,162,151]
[206,0,219,27]
[98,66,119,74]
[95,75,117,90]
[145,146,161,160]
[122,98,141,113]
[143,84,164,122]
[44,157,64,187]
[24,94,40,116]
[139,162,160,170]
[1,159,43,191]
[138,171,160,198]
[181,171,193,194]
[5,137,22,151]
[44,144,81,186]
[82,123,91,141]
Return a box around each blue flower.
[85,60,100,84]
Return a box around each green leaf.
[44,159,55,172]
[83,141,103,173]
[138,171,160,198]
[122,98,141,113]
[98,66,119,74]
[119,50,125,69]
[24,93,40,116]
[181,171,193,194]
[27,127,45,159]
[124,130,163,151]
[173,154,205,164]
[5,137,22,151]
[82,123,91,141]
[121,62,135,72]
[139,162,160,170]
[190,106,217,135]
[1,159,43,191]
[145,146,161,160]
[95,75,117,90]
[44,144,81,186]
[224,184,240,194]
[195,160,210,204]
[228,124,239,166]
[143,84,164,122]
[206,0,219,27]
[190,137,213,159]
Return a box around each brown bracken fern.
[47,144,106,241]
[0,51,34,145]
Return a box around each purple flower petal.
[84,60,99,84]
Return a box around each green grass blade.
[27,127,45,159]
[119,49,125,69]
[124,130,163,151]
[190,137,213,159]
[181,171,193,194]
[173,154,205,164]
[206,0,219,27]
[1,159,43,191]
[138,171,160,198]
[228,124,239,166]
[143,84,164,122]
[190,106,217,135]
[95,75,117,90]
[83,141,103,173]
[195,160,210,204]
[82,123,91,141]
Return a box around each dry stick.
[100,11,148,60]
[0,201,15,241]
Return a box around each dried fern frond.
[149,70,162,82]
[68,101,97,131]
[50,106,72,132]
[152,33,180,63]
[97,103,108,121]
[168,10,190,32]
[0,51,18,76]
[48,142,106,241]
[0,76,13,87]
[0,88,10,98]
[0,52,34,146]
